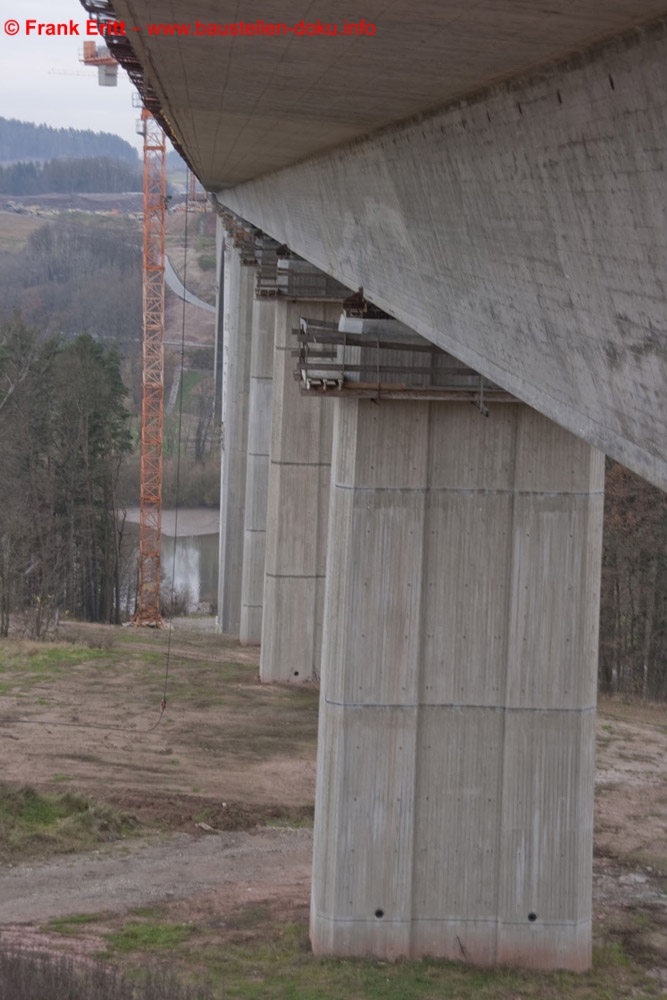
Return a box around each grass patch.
[60,753,105,765]
[262,809,315,830]
[192,685,318,761]
[593,940,631,968]
[105,921,195,954]
[175,370,206,412]
[96,901,657,1000]
[130,905,164,919]
[0,784,138,862]
[192,803,314,832]
[48,912,106,935]
[0,640,110,688]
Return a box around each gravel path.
[0,829,313,923]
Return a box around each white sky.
[0,0,143,153]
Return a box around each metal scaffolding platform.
[294,318,514,411]
[255,238,349,300]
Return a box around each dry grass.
[0,211,44,252]
[0,785,138,864]
[0,623,317,838]
[0,946,206,1000]
[598,694,667,732]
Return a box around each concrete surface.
[217,244,254,634]
[240,298,275,644]
[260,301,340,683]
[311,400,604,968]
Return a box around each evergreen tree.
[0,157,142,195]
[0,117,138,164]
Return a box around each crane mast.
[135,109,166,626]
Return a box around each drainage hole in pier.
[293,671,299,677]
[375,909,385,919]
[528,912,537,922]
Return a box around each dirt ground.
[592,699,667,983]
[1,623,667,986]
[0,624,316,818]
[595,699,667,871]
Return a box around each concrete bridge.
[95,0,667,971]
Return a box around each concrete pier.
[311,400,604,969]
[260,300,340,682]
[217,243,254,635]
[240,297,275,644]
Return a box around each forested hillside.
[0,117,138,164]
[0,317,130,632]
[0,215,142,344]
[0,157,142,195]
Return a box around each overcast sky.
[1,0,144,152]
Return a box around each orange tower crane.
[81,42,167,626]
[80,40,118,85]
[135,109,167,626]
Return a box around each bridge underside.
[110,0,667,488]
[113,0,666,190]
[218,21,667,491]
[103,0,667,971]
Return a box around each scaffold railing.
[294,318,514,411]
